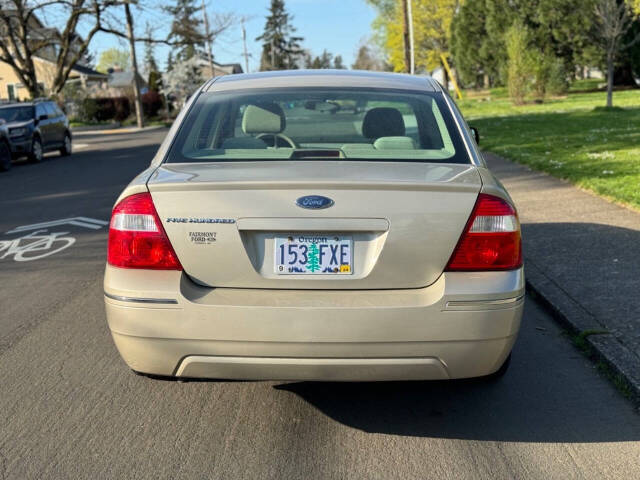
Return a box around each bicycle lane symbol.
[0,230,76,262]
[1,217,108,262]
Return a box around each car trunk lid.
[147,161,481,289]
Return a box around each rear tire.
[0,140,11,171]
[28,137,43,163]
[60,133,72,156]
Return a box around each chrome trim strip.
[446,295,525,308]
[104,292,178,304]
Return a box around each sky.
[88,0,378,73]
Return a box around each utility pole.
[241,19,250,73]
[202,0,215,78]
[124,1,144,128]
[401,0,411,73]
[407,0,415,74]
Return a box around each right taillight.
[445,193,522,271]
[107,192,182,270]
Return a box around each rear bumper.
[104,266,525,380]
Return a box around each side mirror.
[470,126,480,145]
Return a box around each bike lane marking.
[6,217,108,234]
[1,217,108,262]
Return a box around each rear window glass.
[166,88,470,164]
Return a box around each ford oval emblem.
[296,195,334,209]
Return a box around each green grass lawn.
[457,85,640,210]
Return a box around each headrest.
[373,136,416,150]
[242,103,285,134]
[362,107,405,139]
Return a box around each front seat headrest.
[242,103,286,134]
[362,107,405,139]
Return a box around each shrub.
[81,97,131,122]
[546,57,569,96]
[142,91,163,117]
[81,98,100,122]
[111,97,131,121]
[505,22,534,105]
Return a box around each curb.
[525,261,640,404]
[71,122,120,132]
[72,125,168,136]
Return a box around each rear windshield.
[166,87,470,164]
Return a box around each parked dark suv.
[0,100,72,164]
[0,121,10,171]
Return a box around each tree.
[166,51,175,72]
[368,0,459,86]
[256,0,304,70]
[451,0,500,87]
[0,0,115,98]
[451,0,598,88]
[505,22,534,104]
[161,56,202,108]
[143,22,159,76]
[593,0,640,107]
[333,55,346,69]
[124,1,144,128]
[164,0,205,61]
[352,41,386,70]
[143,22,161,91]
[96,47,130,73]
[306,50,333,69]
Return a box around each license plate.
[275,234,353,275]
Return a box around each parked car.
[0,120,10,171]
[104,70,524,382]
[0,99,72,163]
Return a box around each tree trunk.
[125,3,144,129]
[441,60,449,91]
[606,53,614,108]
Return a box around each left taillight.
[107,192,182,270]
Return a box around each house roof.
[70,63,108,79]
[108,71,148,88]
[194,55,243,74]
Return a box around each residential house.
[0,9,106,100]
[196,55,243,80]
[100,70,149,98]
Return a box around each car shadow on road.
[275,296,640,443]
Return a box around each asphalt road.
[1,130,639,480]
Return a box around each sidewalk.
[72,125,168,136]
[485,152,640,400]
